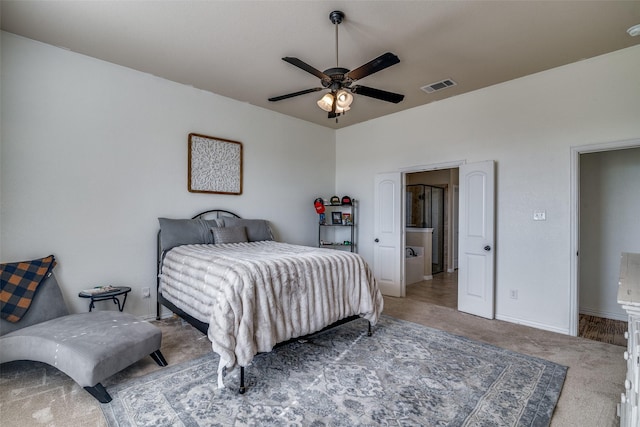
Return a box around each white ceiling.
[2,1,639,129]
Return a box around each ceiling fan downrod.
[329,11,344,68]
[329,11,346,123]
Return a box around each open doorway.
[577,146,640,345]
[405,168,459,309]
[375,160,494,316]
[570,138,640,338]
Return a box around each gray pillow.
[220,218,273,242]
[211,226,248,244]
[158,218,220,252]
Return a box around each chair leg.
[84,383,112,403]
[239,366,246,394]
[150,350,168,367]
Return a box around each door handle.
[484,245,491,251]
[374,238,379,243]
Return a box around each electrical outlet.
[533,210,546,221]
[142,287,150,298]
[509,289,518,300]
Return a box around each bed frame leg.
[368,321,372,336]
[239,367,246,394]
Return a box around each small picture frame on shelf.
[332,211,342,224]
[319,213,326,225]
[342,213,351,225]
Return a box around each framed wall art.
[188,133,243,195]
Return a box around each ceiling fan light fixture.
[628,24,640,37]
[335,89,353,109]
[317,93,334,112]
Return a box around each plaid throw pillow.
[1,255,57,323]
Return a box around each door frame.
[452,184,460,271]
[569,137,640,336]
[400,160,465,288]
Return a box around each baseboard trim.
[142,307,175,322]
[496,314,570,335]
[423,275,433,281]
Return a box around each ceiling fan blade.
[351,85,405,103]
[268,88,323,102]
[346,52,400,81]
[282,57,329,80]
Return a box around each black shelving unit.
[318,199,356,252]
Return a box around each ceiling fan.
[268,10,404,121]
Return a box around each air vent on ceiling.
[421,79,457,94]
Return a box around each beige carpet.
[0,297,626,427]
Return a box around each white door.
[374,172,404,297]
[458,161,495,318]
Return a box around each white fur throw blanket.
[159,241,383,387]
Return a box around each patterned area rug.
[101,316,566,426]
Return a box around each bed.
[156,209,383,392]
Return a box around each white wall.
[3,31,640,335]
[335,45,640,334]
[0,33,336,317]
[580,147,640,321]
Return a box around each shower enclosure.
[406,184,445,274]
